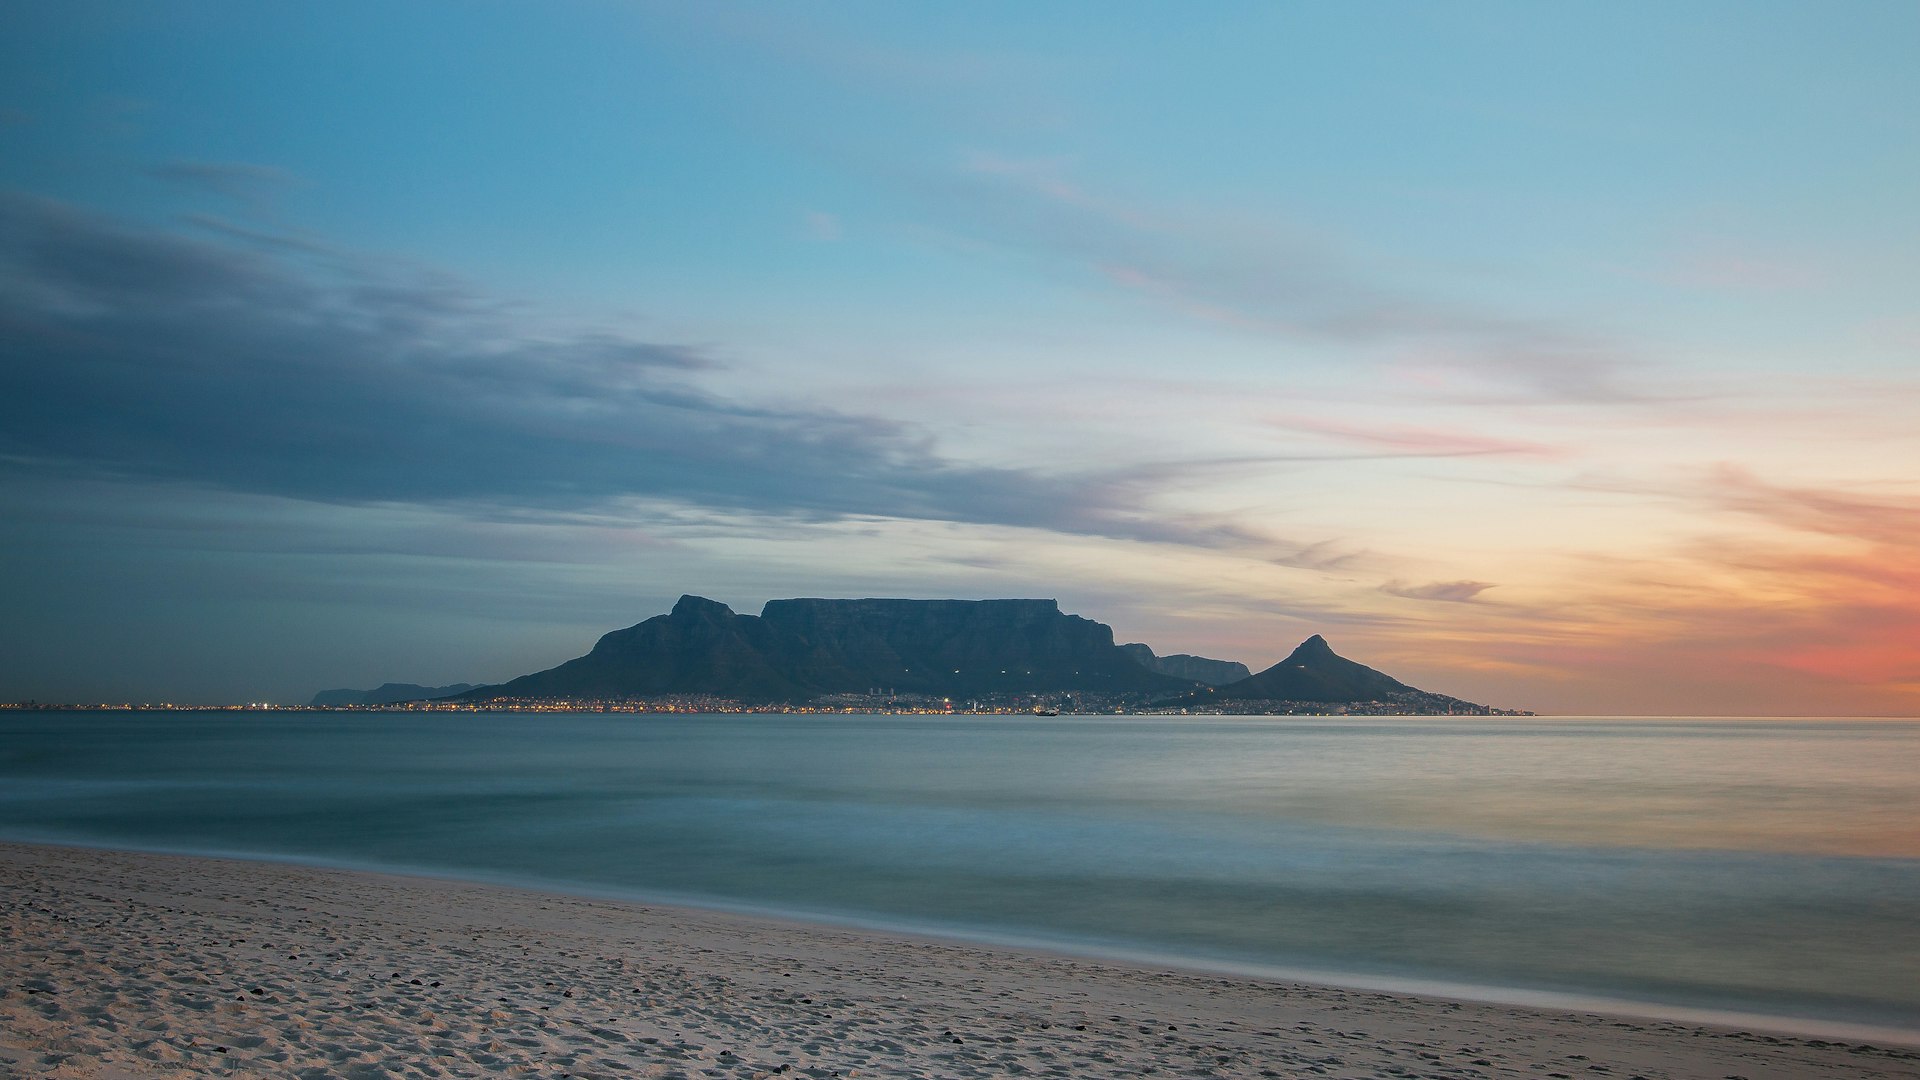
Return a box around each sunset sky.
[3,2,1917,713]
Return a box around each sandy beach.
[2,842,1914,1080]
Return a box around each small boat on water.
[1033,706,1060,716]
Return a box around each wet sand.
[3,842,1915,1079]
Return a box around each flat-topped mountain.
[463,595,1199,702]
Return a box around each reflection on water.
[1,712,1915,1032]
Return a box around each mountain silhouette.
[1209,635,1415,702]
[463,595,1200,702]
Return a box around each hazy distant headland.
[316,595,1522,715]
[309,682,475,707]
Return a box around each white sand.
[3,842,1915,1079]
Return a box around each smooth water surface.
[2,712,1915,1035]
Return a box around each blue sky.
[3,2,1918,712]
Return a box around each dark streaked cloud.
[147,159,299,208]
[1271,539,1369,573]
[0,192,1253,550]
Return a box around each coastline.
[5,842,1916,1079]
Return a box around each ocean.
[2,711,1914,1040]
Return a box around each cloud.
[1272,539,1369,573]
[930,154,1642,403]
[0,192,1263,552]
[1701,464,1920,547]
[1660,254,1826,293]
[148,159,299,209]
[1267,415,1566,459]
[1461,464,1920,708]
[1381,580,1497,603]
[182,212,338,257]
[803,210,842,241]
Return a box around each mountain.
[1211,635,1410,702]
[309,682,475,707]
[759,597,1178,696]
[447,598,1516,713]
[1204,635,1498,712]
[467,595,819,702]
[1117,643,1250,686]
[463,595,1196,703]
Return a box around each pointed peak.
[671,594,735,618]
[1286,634,1336,661]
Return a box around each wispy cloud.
[1449,464,1920,708]
[1701,464,1920,547]
[929,154,1644,403]
[1659,254,1827,293]
[181,212,338,257]
[802,210,842,241]
[148,159,300,210]
[1382,580,1498,603]
[1272,539,1370,573]
[1267,415,1568,459]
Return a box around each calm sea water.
[2,712,1915,1038]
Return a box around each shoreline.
[5,842,1917,1079]
[10,832,1918,1050]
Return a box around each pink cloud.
[802,211,842,242]
[1661,254,1827,292]
[1702,464,1920,546]
[1268,414,1567,459]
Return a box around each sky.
[2,2,1917,714]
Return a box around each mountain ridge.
[464,595,1194,702]
[309,682,475,707]
[423,596,1517,714]
[1117,643,1250,687]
